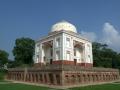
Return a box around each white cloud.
[80,22,120,52]
[100,22,120,52]
[81,31,97,42]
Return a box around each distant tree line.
[93,42,120,69]
[0,37,120,69]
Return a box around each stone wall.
[63,71,119,85]
[6,65,120,86]
[7,68,62,85]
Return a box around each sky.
[0,0,120,60]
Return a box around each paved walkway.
[0,82,12,84]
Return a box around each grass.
[0,83,50,90]
[70,84,120,90]
[0,82,120,90]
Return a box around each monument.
[6,21,119,88]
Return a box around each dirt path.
[0,81,12,84]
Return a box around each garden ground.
[0,81,120,90]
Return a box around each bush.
[0,69,7,81]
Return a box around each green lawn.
[0,82,120,90]
[0,83,50,90]
[70,84,120,90]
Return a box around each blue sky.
[0,0,120,59]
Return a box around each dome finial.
[61,20,67,22]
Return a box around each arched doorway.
[73,41,84,64]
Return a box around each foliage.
[7,60,18,68]
[92,42,120,69]
[0,50,9,67]
[12,37,35,67]
[0,69,7,81]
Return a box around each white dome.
[51,20,77,33]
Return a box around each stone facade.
[6,65,119,87]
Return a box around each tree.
[112,53,120,69]
[0,50,9,67]
[13,37,35,66]
[92,42,118,68]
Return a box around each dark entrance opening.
[74,59,77,65]
[49,73,54,84]
[56,74,60,85]
[50,59,52,64]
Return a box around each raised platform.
[6,65,120,88]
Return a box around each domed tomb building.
[7,21,119,88]
[34,20,93,67]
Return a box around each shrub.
[0,69,7,81]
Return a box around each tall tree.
[13,37,35,66]
[92,42,117,68]
[0,50,9,66]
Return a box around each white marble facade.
[34,21,93,65]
